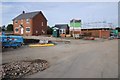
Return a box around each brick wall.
[32,13,47,36]
[99,30,110,38]
[81,30,110,38]
[13,19,33,36]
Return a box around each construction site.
[0,2,119,79]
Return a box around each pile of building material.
[39,40,49,44]
[23,39,39,45]
[0,59,49,79]
[60,34,66,38]
[66,34,71,37]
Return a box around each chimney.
[22,11,25,14]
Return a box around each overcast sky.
[1,2,118,28]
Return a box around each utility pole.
[73,19,75,37]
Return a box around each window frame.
[21,19,23,24]
[26,19,30,24]
[59,30,62,34]
[63,29,65,34]
[15,27,19,33]
[26,27,30,33]
[42,22,44,26]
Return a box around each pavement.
[2,39,118,78]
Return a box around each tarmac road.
[2,39,118,78]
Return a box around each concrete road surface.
[2,39,118,78]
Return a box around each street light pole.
[73,19,75,37]
[80,20,81,35]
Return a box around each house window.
[42,22,43,26]
[21,19,23,24]
[26,27,30,33]
[63,29,66,34]
[15,20,18,24]
[15,27,19,33]
[26,19,30,24]
[59,30,62,34]
[60,29,65,34]
[42,29,45,34]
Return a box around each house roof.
[54,24,69,29]
[13,11,47,21]
[81,27,112,30]
[70,19,81,23]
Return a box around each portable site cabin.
[52,27,59,37]
[115,27,120,37]
[110,29,118,37]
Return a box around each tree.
[2,25,6,31]
[0,27,2,32]
[6,24,13,31]
[47,26,53,35]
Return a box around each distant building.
[70,19,81,36]
[54,24,69,34]
[53,24,69,37]
[81,28,111,38]
[13,11,47,36]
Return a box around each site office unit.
[13,11,47,36]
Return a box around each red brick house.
[13,11,47,36]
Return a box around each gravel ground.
[1,59,49,79]
[1,38,118,78]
